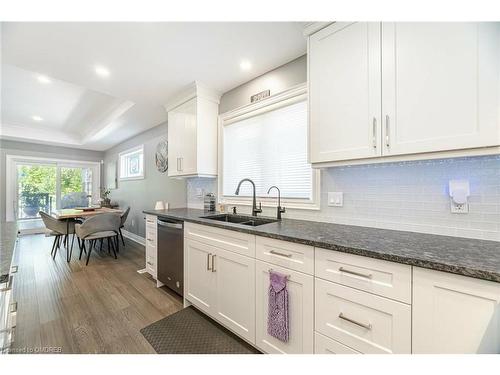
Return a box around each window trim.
[119,145,145,181]
[218,83,320,210]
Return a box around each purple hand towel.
[267,270,289,342]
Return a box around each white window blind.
[223,99,312,199]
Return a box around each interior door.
[185,238,216,315]
[213,248,256,343]
[309,22,382,163]
[382,22,500,156]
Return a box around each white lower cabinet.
[315,278,411,354]
[255,260,314,354]
[413,267,500,354]
[314,332,360,354]
[185,238,217,315]
[214,248,255,343]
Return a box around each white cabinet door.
[184,238,216,315]
[167,98,198,176]
[309,22,382,163]
[382,22,500,156]
[255,260,314,354]
[413,267,500,354]
[213,248,256,343]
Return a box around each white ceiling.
[0,22,306,150]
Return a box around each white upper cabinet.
[309,22,382,163]
[307,22,500,166]
[382,22,500,156]
[165,82,220,177]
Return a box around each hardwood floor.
[11,234,183,354]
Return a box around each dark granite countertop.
[144,208,500,283]
[0,222,19,283]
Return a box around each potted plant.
[101,188,111,206]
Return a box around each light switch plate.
[328,192,343,207]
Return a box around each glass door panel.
[60,167,93,209]
[16,164,57,220]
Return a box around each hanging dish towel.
[268,270,289,342]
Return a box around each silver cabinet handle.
[372,117,377,149]
[269,250,292,258]
[147,261,154,266]
[339,312,372,330]
[10,265,18,274]
[339,267,372,279]
[385,115,390,148]
[207,253,211,271]
[179,157,183,171]
[176,157,180,171]
[211,254,216,272]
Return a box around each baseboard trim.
[122,229,146,246]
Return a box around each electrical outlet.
[451,202,469,214]
[328,192,343,207]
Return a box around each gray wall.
[186,55,308,209]
[219,55,307,114]
[103,122,186,238]
[0,139,104,221]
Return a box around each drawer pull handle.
[269,250,292,258]
[207,253,212,271]
[338,312,372,330]
[339,267,372,279]
[147,239,153,242]
[10,266,18,274]
[147,261,154,266]
[211,255,216,272]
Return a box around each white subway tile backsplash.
[188,155,500,242]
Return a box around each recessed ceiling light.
[32,115,43,122]
[240,60,252,71]
[37,75,51,84]
[94,65,110,78]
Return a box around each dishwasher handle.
[157,219,183,229]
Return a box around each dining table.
[52,207,123,256]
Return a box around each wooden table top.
[52,207,123,220]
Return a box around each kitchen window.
[119,145,144,180]
[220,84,320,210]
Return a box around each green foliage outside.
[17,166,85,195]
[17,166,86,215]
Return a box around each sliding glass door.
[16,163,57,219]
[13,159,99,221]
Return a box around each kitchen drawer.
[314,332,360,354]
[185,222,255,258]
[256,236,314,275]
[315,248,411,304]
[315,278,411,354]
[145,215,157,227]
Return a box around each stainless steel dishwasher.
[157,218,184,296]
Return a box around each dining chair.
[75,213,121,266]
[118,206,130,247]
[39,211,76,262]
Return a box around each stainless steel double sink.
[201,214,277,227]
